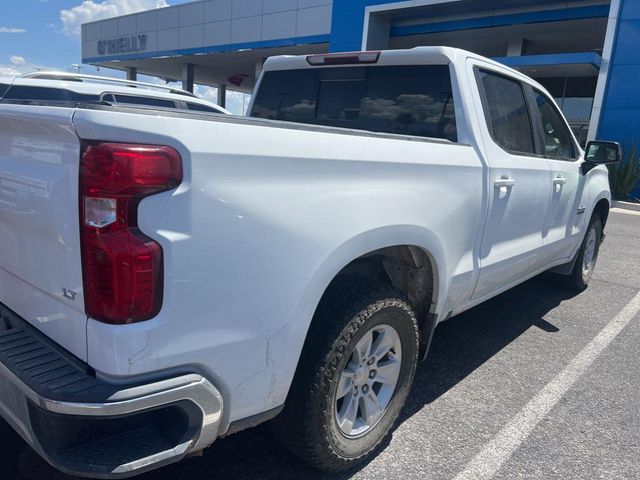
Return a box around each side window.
[476,69,535,155]
[113,95,176,109]
[3,86,99,102]
[531,89,577,160]
[0,83,9,98]
[186,102,223,114]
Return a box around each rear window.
[3,86,99,102]
[112,95,177,109]
[250,65,457,141]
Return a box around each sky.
[0,0,249,114]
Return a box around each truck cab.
[0,47,620,478]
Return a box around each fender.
[291,224,449,352]
[584,164,611,220]
[552,165,611,275]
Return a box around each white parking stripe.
[453,289,640,480]
[610,207,640,216]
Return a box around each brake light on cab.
[79,143,182,325]
[306,52,381,66]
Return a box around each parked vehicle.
[0,77,11,98]
[0,47,619,478]
[1,71,230,114]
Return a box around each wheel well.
[325,246,437,353]
[593,198,610,228]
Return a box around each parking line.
[610,208,640,216]
[453,289,640,480]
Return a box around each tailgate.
[0,105,87,360]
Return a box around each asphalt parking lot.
[1,209,639,480]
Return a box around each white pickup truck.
[0,47,620,478]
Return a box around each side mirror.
[585,141,622,165]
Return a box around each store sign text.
[98,35,148,55]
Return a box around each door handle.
[494,176,516,189]
[553,176,568,186]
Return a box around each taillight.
[306,51,381,66]
[80,143,182,325]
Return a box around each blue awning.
[493,52,602,69]
[490,52,602,78]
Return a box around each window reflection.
[535,76,597,147]
[251,65,457,142]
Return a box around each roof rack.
[19,71,196,97]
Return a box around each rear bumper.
[0,303,223,479]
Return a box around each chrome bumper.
[0,303,223,479]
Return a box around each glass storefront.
[535,76,598,147]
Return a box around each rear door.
[469,64,553,300]
[0,105,87,360]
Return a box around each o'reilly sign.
[98,34,148,55]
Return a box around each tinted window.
[477,70,534,154]
[113,95,176,108]
[251,65,457,141]
[186,102,223,113]
[3,86,99,102]
[536,76,597,147]
[0,83,9,98]
[537,76,597,124]
[531,89,577,159]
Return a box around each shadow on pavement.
[0,274,579,480]
[402,273,571,423]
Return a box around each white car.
[0,71,230,114]
[0,47,619,478]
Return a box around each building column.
[363,13,391,50]
[126,67,137,81]
[182,63,195,93]
[507,38,527,57]
[588,0,625,143]
[217,84,227,109]
[255,58,266,81]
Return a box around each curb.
[612,200,640,212]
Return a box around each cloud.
[0,57,61,78]
[0,66,21,77]
[60,0,169,36]
[194,85,250,115]
[0,27,27,33]
[10,56,26,66]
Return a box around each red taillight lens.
[80,143,182,324]
[306,51,381,66]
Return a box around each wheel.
[565,216,603,290]
[271,276,419,472]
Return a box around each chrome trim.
[19,71,196,97]
[0,358,223,453]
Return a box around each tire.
[271,276,419,473]
[564,216,603,291]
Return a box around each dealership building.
[81,0,638,146]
